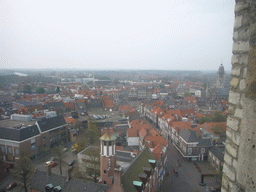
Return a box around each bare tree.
[12,151,34,192]
[83,147,100,183]
[53,145,67,175]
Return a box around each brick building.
[0,115,68,161]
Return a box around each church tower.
[100,132,117,186]
[216,63,225,88]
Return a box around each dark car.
[6,182,17,190]
[69,160,75,166]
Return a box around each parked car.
[62,148,68,152]
[6,182,17,190]
[45,161,53,166]
[51,162,58,168]
[69,160,75,166]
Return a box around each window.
[104,141,107,146]
[8,147,12,154]
[104,170,107,174]
[31,138,35,144]
[188,148,192,154]
[1,146,5,153]
[103,181,106,184]
[43,137,46,141]
[201,148,205,154]
[31,143,36,151]
[15,148,19,155]
[109,142,112,146]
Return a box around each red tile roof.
[145,135,167,148]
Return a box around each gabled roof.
[37,115,67,133]
[64,117,77,124]
[152,144,165,160]
[139,128,147,138]
[0,125,40,142]
[121,147,157,192]
[30,170,108,192]
[180,109,196,117]
[209,146,225,161]
[171,121,191,133]
[179,128,198,143]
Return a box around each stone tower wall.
[222,0,256,191]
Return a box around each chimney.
[46,164,51,176]
[138,173,147,184]
[66,167,72,182]
[113,167,122,186]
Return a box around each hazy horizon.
[0,0,235,71]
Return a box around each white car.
[45,161,53,166]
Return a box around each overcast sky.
[0,0,235,71]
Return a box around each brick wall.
[222,0,256,191]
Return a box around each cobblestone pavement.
[160,141,221,192]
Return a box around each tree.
[184,91,192,97]
[171,92,178,99]
[56,86,60,93]
[199,116,210,124]
[23,85,31,93]
[212,111,226,122]
[40,146,49,161]
[84,147,100,183]
[159,84,165,89]
[53,145,67,175]
[85,121,100,145]
[12,151,34,192]
[36,87,45,93]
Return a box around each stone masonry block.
[226,141,238,158]
[237,28,250,41]
[229,91,240,105]
[234,16,242,29]
[234,31,239,40]
[238,54,249,65]
[228,104,235,115]
[232,131,240,146]
[230,78,239,88]
[233,159,238,170]
[239,79,246,91]
[235,2,250,13]
[224,152,233,166]
[232,41,250,53]
[226,128,232,140]
[232,54,239,64]
[222,175,229,190]
[227,117,240,131]
[243,68,247,78]
[231,67,241,76]
[234,108,243,119]
[223,163,236,181]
